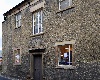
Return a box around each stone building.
[2,0,100,80]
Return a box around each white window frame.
[59,0,72,10]
[16,12,21,28]
[33,10,43,34]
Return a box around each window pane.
[16,21,19,27]
[34,25,38,34]
[58,44,72,65]
[39,11,41,21]
[33,10,43,34]
[18,14,20,20]
[60,0,71,9]
[39,24,42,33]
[34,13,36,22]
[36,13,38,22]
[16,13,21,27]
[16,15,18,21]
[18,20,21,27]
[18,21,20,27]
[19,20,21,26]
[19,14,21,20]
[14,49,20,64]
[17,49,20,54]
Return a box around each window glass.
[16,13,21,27]
[14,49,21,65]
[34,25,38,34]
[58,44,72,65]
[59,0,72,10]
[33,10,43,34]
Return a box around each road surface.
[0,76,10,80]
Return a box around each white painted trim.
[33,14,34,34]
[59,0,61,10]
[41,10,43,32]
[69,45,70,65]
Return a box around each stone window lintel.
[56,5,75,13]
[54,40,76,46]
[30,1,45,12]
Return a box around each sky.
[0,0,24,50]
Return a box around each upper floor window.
[59,0,72,10]
[16,12,21,28]
[33,10,43,34]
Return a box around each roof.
[3,0,29,16]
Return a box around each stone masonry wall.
[2,6,32,79]
[2,0,100,80]
[42,0,100,80]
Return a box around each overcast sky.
[0,0,24,50]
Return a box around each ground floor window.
[13,48,21,65]
[58,44,72,65]
[55,40,75,67]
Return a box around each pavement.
[0,75,19,80]
[0,76,10,80]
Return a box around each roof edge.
[3,0,29,16]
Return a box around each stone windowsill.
[30,32,44,37]
[14,26,21,29]
[55,65,76,69]
[13,63,21,66]
[56,6,75,13]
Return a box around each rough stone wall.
[42,0,100,80]
[2,20,8,76]
[2,6,32,79]
[2,0,100,80]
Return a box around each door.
[34,55,42,80]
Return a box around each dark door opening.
[33,55,42,80]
